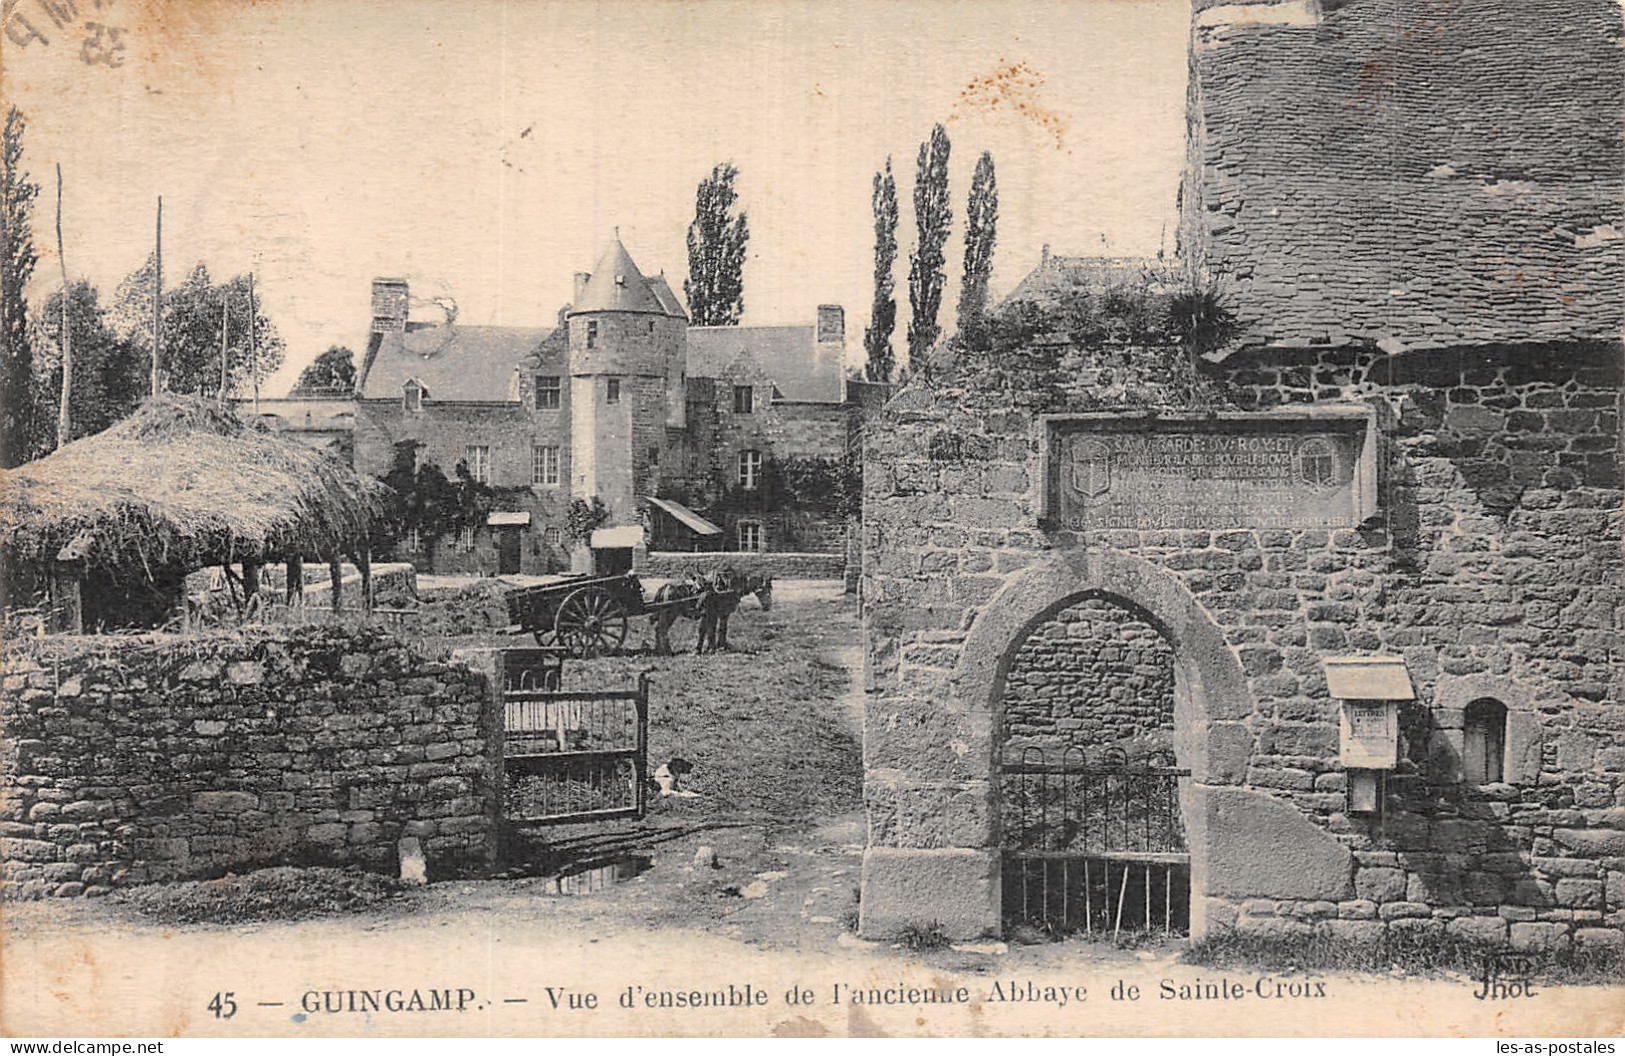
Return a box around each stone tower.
[566,237,688,525]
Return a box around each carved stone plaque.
[1043,408,1377,531]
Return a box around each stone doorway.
[497,528,523,574]
[996,595,1191,939]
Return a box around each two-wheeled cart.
[505,572,706,658]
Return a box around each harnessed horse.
[696,570,773,653]
[648,571,709,656]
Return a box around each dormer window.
[586,320,599,349]
[403,380,425,412]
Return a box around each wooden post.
[329,555,342,613]
[218,289,229,403]
[248,271,258,414]
[242,561,260,600]
[286,555,304,607]
[151,196,162,395]
[356,547,373,614]
[55,163,72,449]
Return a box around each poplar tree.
[956,150,998,346]
[684,162,750,326]
[863,158,899,383]
[1,106,41,466]
[906,124,952,369]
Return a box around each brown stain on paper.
[952,59,1068,150]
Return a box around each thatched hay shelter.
[0,395,392,630]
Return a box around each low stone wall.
[0,626,500,899]
[641,551,845,580]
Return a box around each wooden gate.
[1000,746,1190,939]
[501,649,648,825]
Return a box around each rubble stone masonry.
[859,340,1624,951]
[0,626,501,899]
[1001,598,1176,759]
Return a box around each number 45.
[208,992,238,1019]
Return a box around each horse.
[648,570,709,655]
[696,570,774,653]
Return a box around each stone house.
[859,0,1624,953]
[351,239,862,573]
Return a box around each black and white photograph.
[0,0,1621,1042]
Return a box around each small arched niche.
[1462,697,1508,785]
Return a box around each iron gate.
[501,649,648,825]
[1000,746,1190,939]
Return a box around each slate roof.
[357,324,554,401]
[646,274,688,319]
[570,239,685,317]
[688,324,844,403]
[1182,0,1625,358]
[1003,254,1170,308]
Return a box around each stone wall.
[1001,597,1175,759]
[354,396,575,576]
[858,339,1624,949]
[1181,0,1624,352]
[642,550,845,580]
[659,385,854,554]
[0,626,501,899]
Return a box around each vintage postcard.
[1,0,1622,1042]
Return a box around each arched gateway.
[957,548,1255,940]
[997,593,1187,937]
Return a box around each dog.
[650,756,700,798]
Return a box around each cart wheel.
[553,586,628,658]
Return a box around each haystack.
[0,394,391,628]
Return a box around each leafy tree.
[566,496,610,544]
[684,162,749,326]
[111,258,284,397]
[863,158,899,383]
[1,106,41,466]
[956,150,998,347]
[377,442,505,551]
[906,123,952,372]
[294,345,356,395]
[108,252,158,354]
[31,281,145,443]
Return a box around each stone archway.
[952,548,1353,939]
[996,591,1189,937]
[858,548,1357,942]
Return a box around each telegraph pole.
[54,163,71,448]
[151,195,163,395]
[219,290,229,403]
[249,270,259,414]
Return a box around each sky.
[4,0,1190,395]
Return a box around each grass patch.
[556,593,864,825]
[116,867,402,925]
[1187,929,1625,983]
[894,921,953,951]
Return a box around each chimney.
[371,277,409,333]
[573,272,590,303]
[1040,243,1051,269]
[816,304,845,344]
